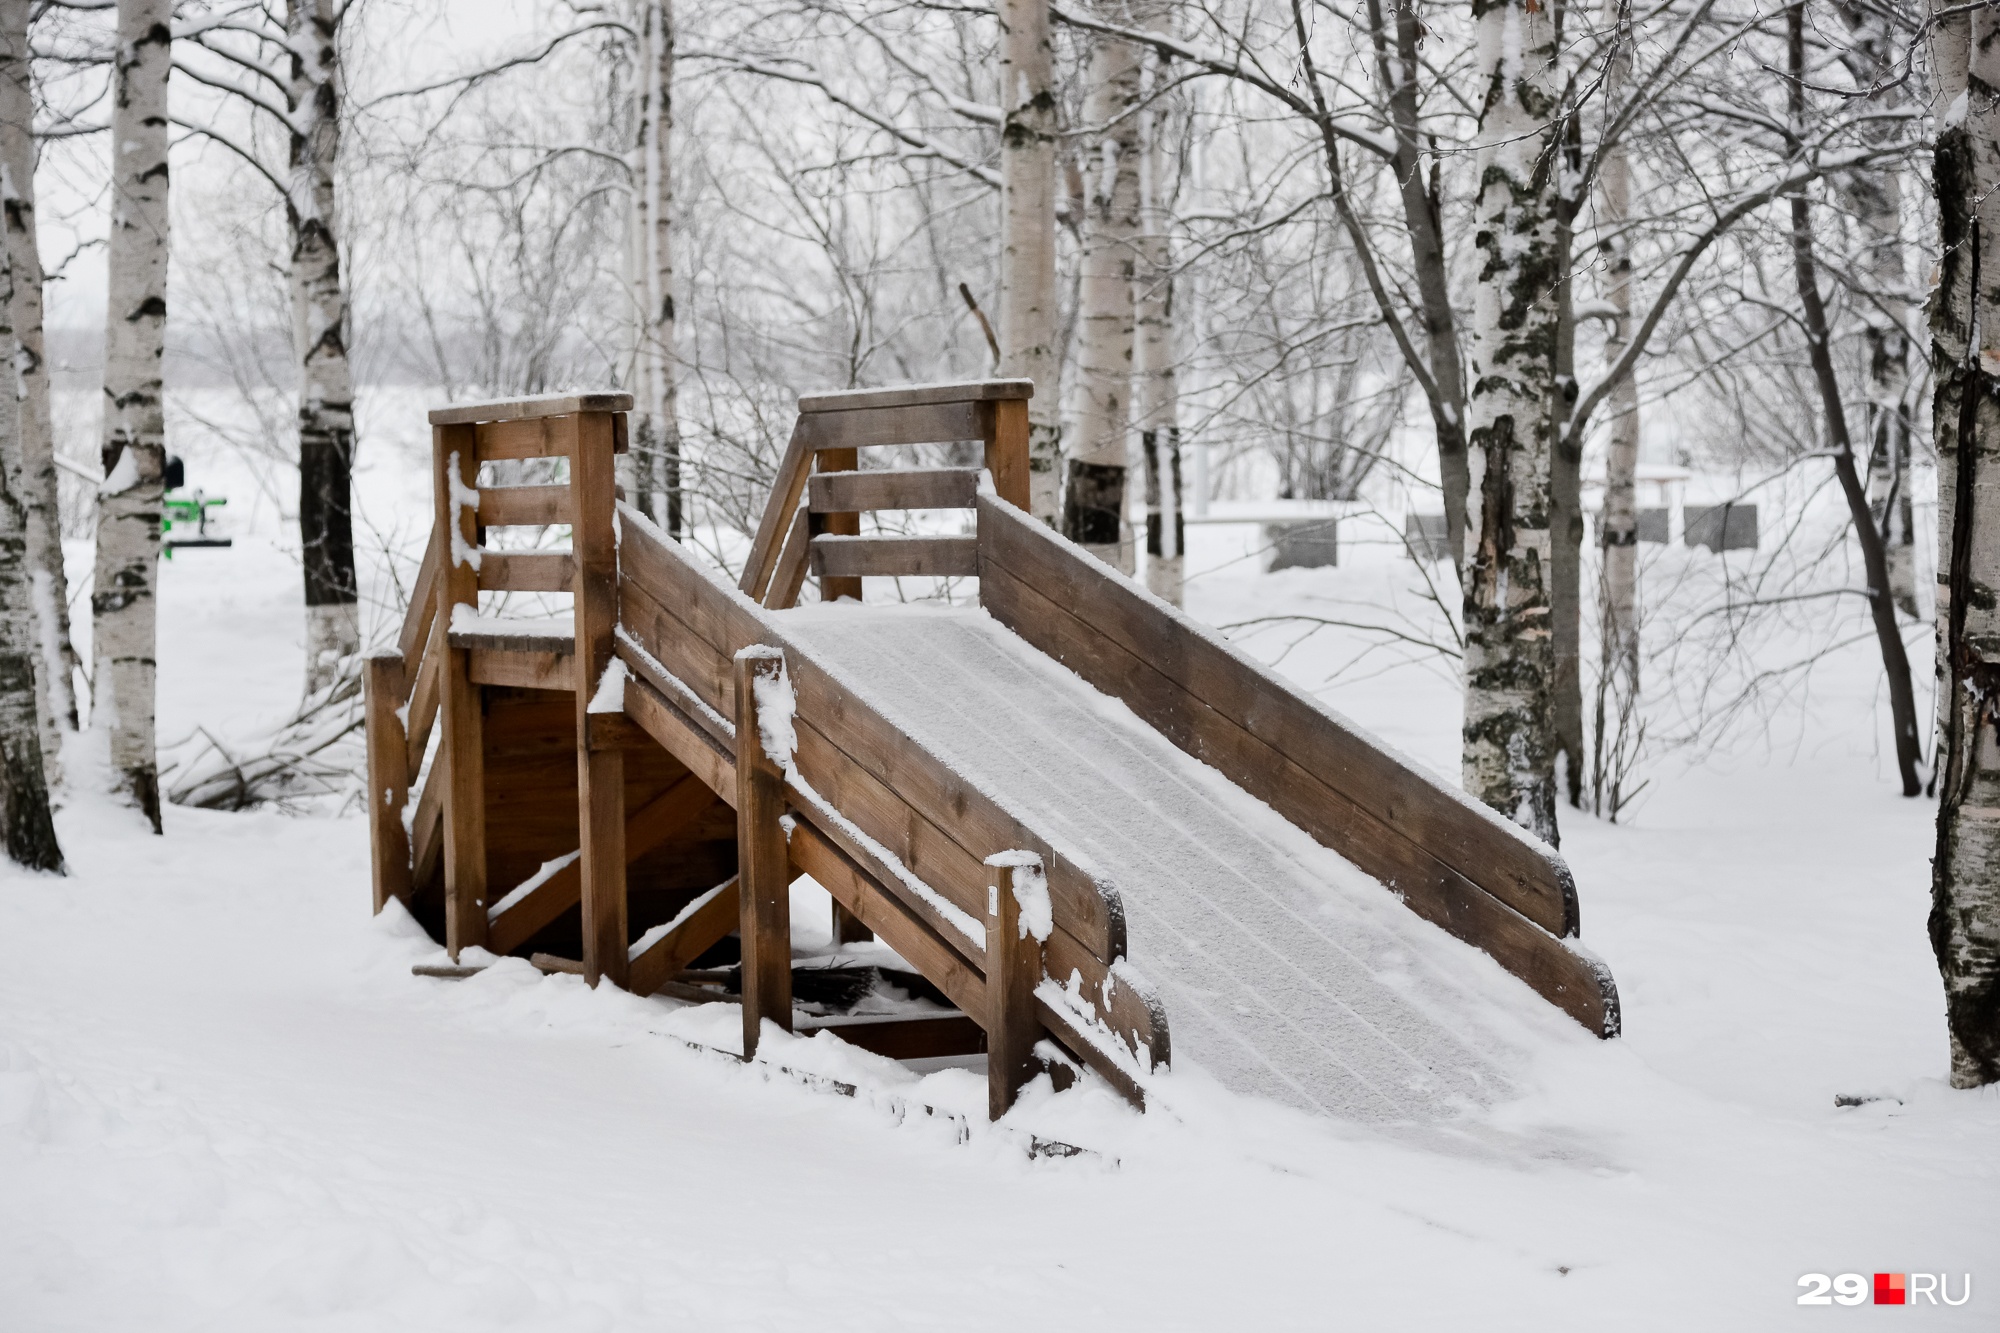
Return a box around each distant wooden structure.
[366,380,1617,1121]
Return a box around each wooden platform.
[366,379,1617,1124]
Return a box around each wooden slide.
[364,380,1618,1124]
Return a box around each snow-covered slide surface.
[777,603,1556,1122]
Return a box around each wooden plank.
[621,669,736,805]
[618,505,1125,963]
[815,447,862,603]
[735,647,794,1059]
[477,550,576,593]
[468,647,571,692]
[977,526,1617,1035]
[572,410,627,990]
[488,772,716,956]
[628,875,740,997]
[976,493,1581,938]
[986,853,1046,1120]
[799,1013,986,1060]
[364,653,412,913]
[786,818,985,1017]
[808,468,979,513]
[480,483,572,527]
[412,765,443,891]
[398,533,440,681]
[617,581,735,731]
[446,622,576,656]
[765,504,812,610]
[799,400,982,451]
[429,390,634,426]
[739,416,813,603]
[435,423,488,958]
[810,534,977,580]
[796,379,1033,414]
[474,416,562,460]
[982,398,1031,513]
[405,621,442,784]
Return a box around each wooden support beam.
[477,550,576,593]
[735,646,794,1059]
[816,447,862,603]
[807,467,980,513]
[986,853,1047,1120]
[405,621,442,783]
[364,653,412,913]
[799,1012,986,1060]
[434,422,488,958]
[830,900,873,945]
[799,400,983,451]
[487,773,718,956]
[739,416,813,603]
[628,875,741,997]
[479,483,572,527]
[467,647,572,692]
[572,410,627,990]
[765,504,812,611]
[982,398,1031,512]
[810,534,977,580]
[398,533,440,684]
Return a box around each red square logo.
[1874,1273,1906,1305]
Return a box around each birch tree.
[1064,19,1140,573]
[1135,37,1181,603]
[1459,0,1568,843]
[93,0,170,832]
[1928,0,2000,1088]
[0,0,78,780]
[632,0,682,535]
[0,205,61,871]
[177,0,360,694]
[998,0,1062,523]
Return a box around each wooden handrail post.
[572,409,628,988]
[363,651,411,913]
[433,422,488,957]
[983,397,1031,512]
[734,645,794,1059]
[815,445,862,603]
[985,850,1049,1119]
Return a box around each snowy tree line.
[0,0,1990,1086]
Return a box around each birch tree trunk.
[1460,0,1564,845]
[1837,4,1917,618]
[1928,0,2000,1087]
[998,0,1062,524]
[1136,45,1182,604]
[635,0,681,535]
[288,0,358,695]
[0,205,61,870]
[92,0,169,832]
[1063,22,1141,573]
[0,0,77,780]
[1594,3,1642,818]
[1551,108,1584,808]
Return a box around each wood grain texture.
[405,623,442,784]
[739,416,813,602]
[808,467,980,513]
[467,647,571,692]
[982,398,1031,512]
[795,379,1033,414]
[479,483,572,527]
[364,653,412,913]
[813,447,862,604]
[571,411,627,990]
[798,1013,986,1060]
[398,534,440,681]
[799,401,982,452]
[628,875,740,997]
[428,391,633,425]
[735,648,794,1058]
[986,856,1045,1120]
[765,506,813,610]
[434,424,488,957]
[809,534,977,580]
[477,550,575,593]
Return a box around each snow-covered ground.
[2,415,1996,1329]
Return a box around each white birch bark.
[998,0,1062,524]
[1929,0,2000,1088]
[1594,0,1640,816]
[92,0,170,831]
[1135,45,1181,605]
[1460,0,1564,844]
[637,0,681,536]
[288,0,359,695]
[0,181,60,869]
[0,0,76,781]
[1063,21,1141,573]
